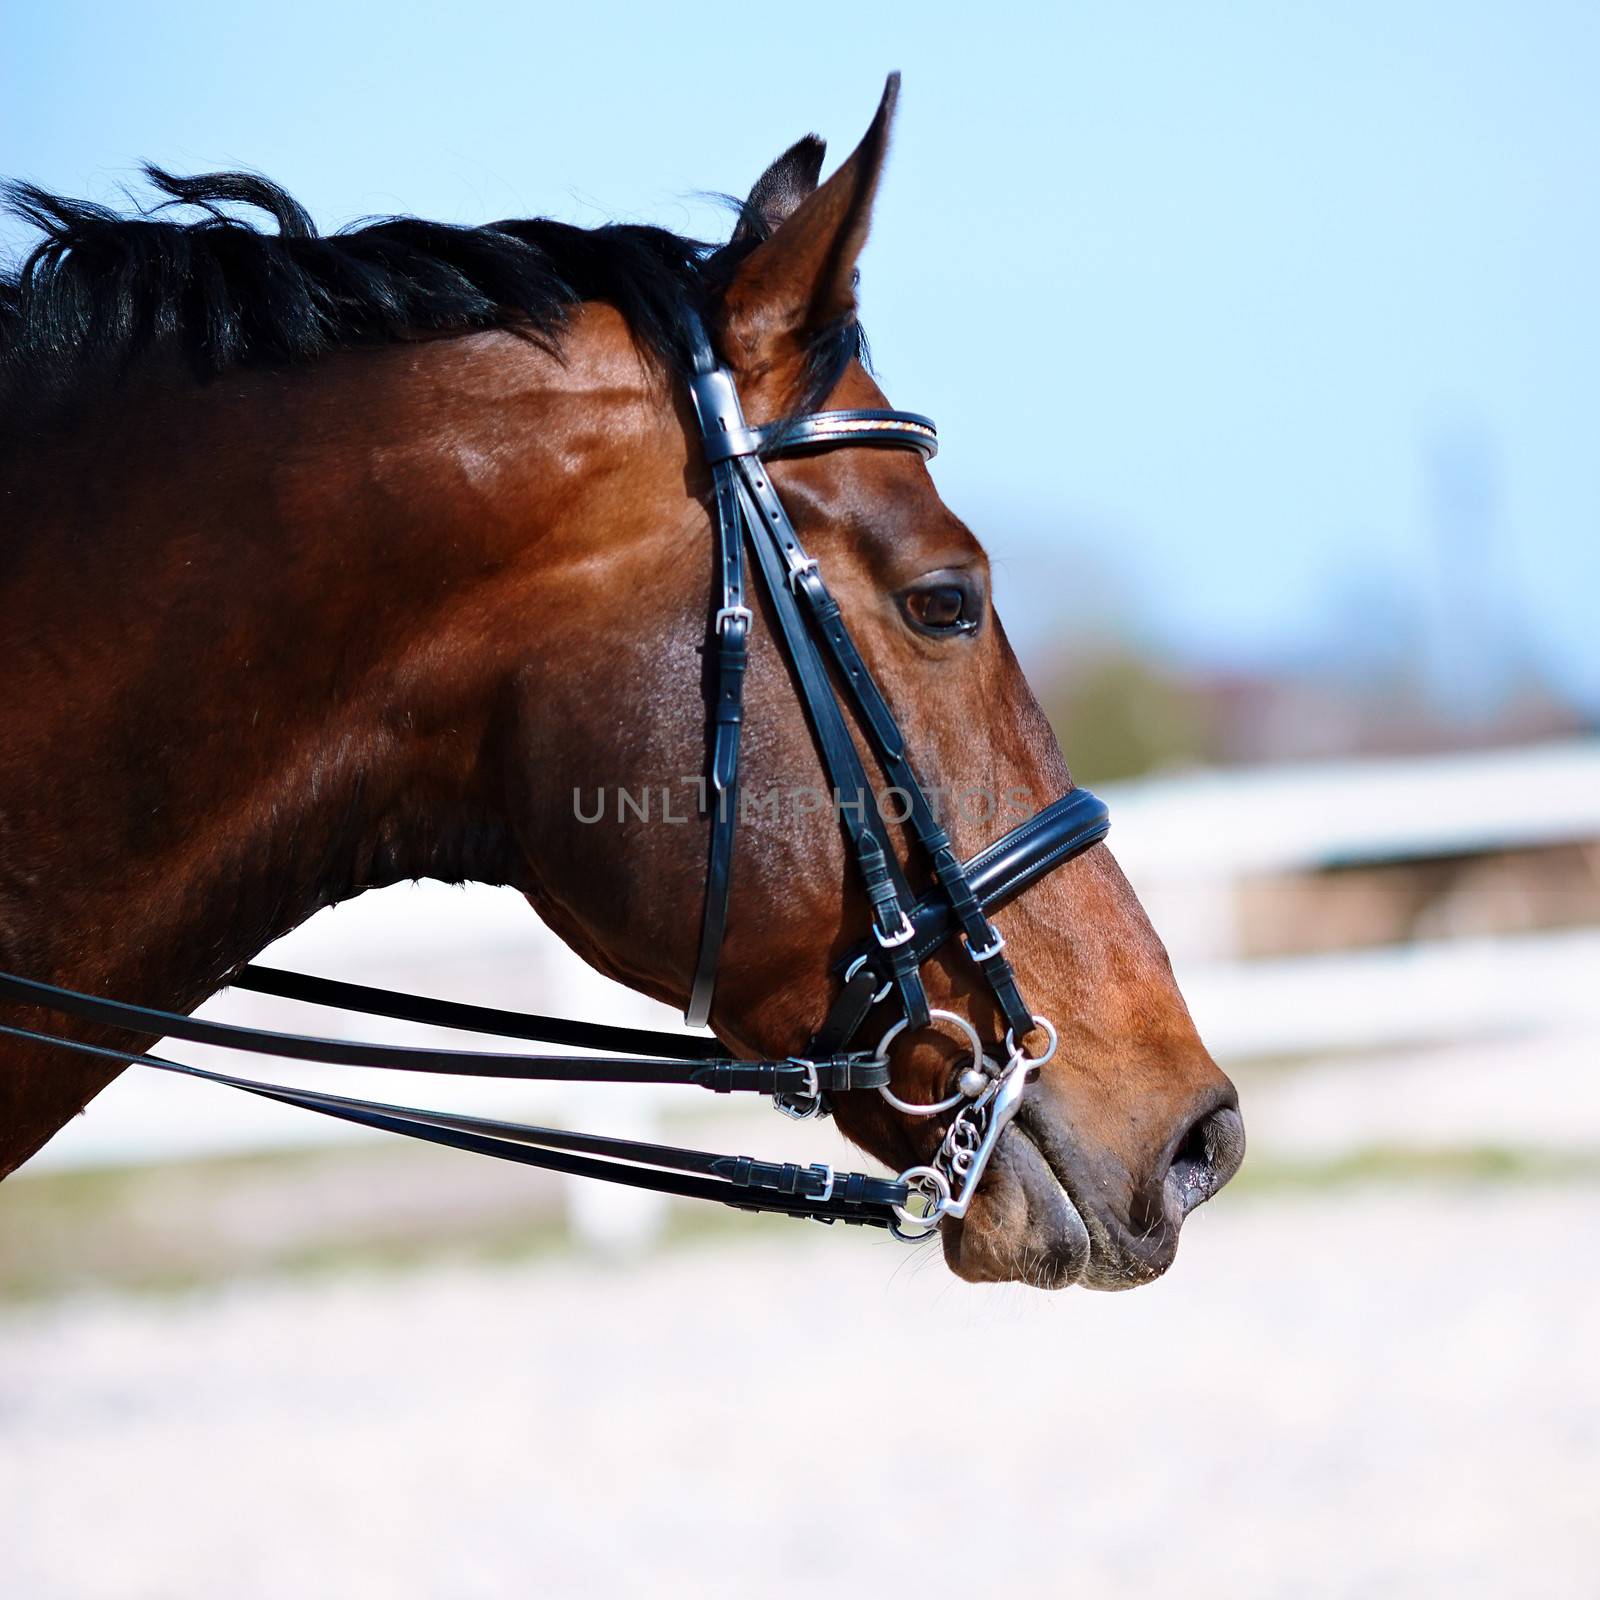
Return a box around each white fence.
[1102,737,1600,1052]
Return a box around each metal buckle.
[772,1094,828,1121]
[807,1163,836,1204]
[785,556,820,591]
[874,911,916,949]
[714,604,752,635]
[964,928,1006,963]
[773,1057,827,1121]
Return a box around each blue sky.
[4,1,1596,711]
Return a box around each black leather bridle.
[0,311,1110,1237]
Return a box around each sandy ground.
[2,1181,1596,1600]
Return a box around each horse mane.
[0,166,863,434]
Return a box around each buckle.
[785,556,820,592]
[807,1163,835,1204]
[874,911,916,949]
[714,604,752,635]
[788,1057,819,1098]
[773,1057,828,1121]
[964,928,1006,963]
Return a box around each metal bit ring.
[1003,1014,1059,1068]
[875,1009,985,1116]
[889,1164,951,1238]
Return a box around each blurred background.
[2,3,1597,1596]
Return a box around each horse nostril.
[1164,1104,1246,1217]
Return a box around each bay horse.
[0,78,1242,1288]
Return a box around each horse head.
[0,78,1241,1288]
[489,79,1243,1286]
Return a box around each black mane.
[0,166,861,433]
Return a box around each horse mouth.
[1011,1121,1095,1286]
[940,1113,1093,1289]
[1000,1093,1246,1292]
[938,1088,1245,1291]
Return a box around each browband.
[692,373,938,468]
[755,409,938,461]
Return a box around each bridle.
[0,309,1109,1239]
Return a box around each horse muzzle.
[939,1077,1245,1290]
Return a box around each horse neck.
[0,320,667,1009]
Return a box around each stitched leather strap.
[734,463,930,1029]
[0,970,884,1094]
[688,596,747,1025]
[785,561,1033,1039]
[0,1021,903,1227]
[685,358,752,1026]
[233,964,722,1059]
[753,409,938,460]
[817,787,1112,1050]
[679,324,943,1029]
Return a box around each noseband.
[0,312,1109,1238]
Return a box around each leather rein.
[0,311,1110,1238]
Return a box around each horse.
[0,77,1242,1288]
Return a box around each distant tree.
[1043,652,1207,783]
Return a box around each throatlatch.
[0,308,1110,1237]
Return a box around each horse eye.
[902,581,978,636]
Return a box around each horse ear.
[731,135,827,245]
[717,73,899,381]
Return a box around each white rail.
[1103,738,1600,880]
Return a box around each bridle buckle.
[785,556,820,592]
[773,1057,828,1120]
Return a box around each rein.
[0,312,1110,1238]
